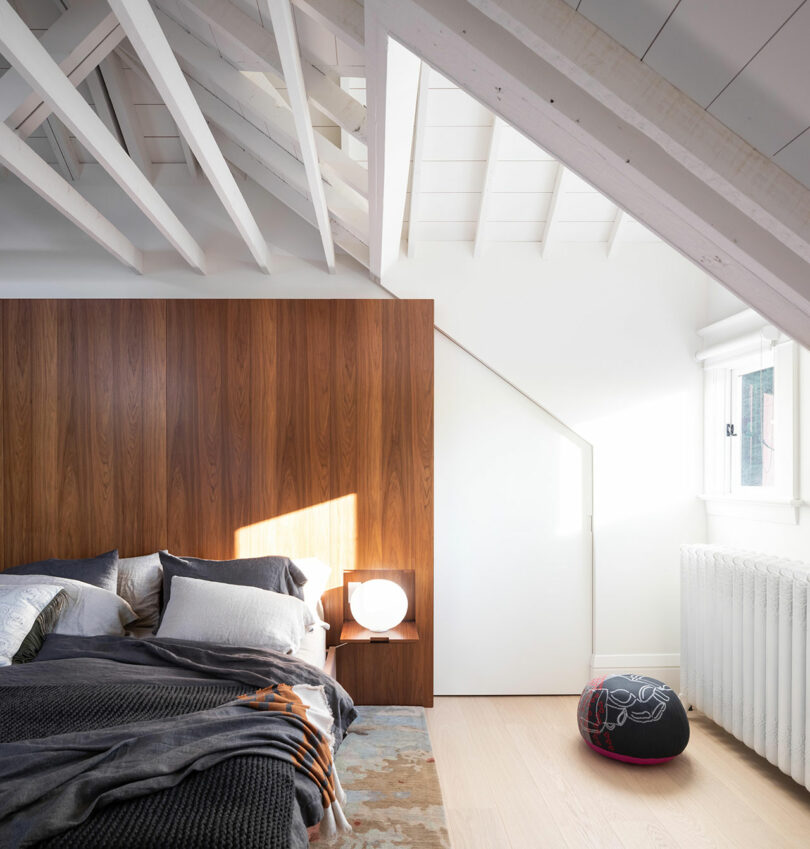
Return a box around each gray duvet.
[0,634,356,848]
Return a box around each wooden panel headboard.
[0,299,434,707]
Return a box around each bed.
[0,551,355,849]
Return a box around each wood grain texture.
[1,301,166,565]
[427,698,810,849]
[0,299,433,707]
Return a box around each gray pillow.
[118,552,165,630]
[13,590,69,664]
[158,552,307,619]
[4,550,119,594]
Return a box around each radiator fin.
[681,544,810,790]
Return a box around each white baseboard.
[590,654,680,692]
[591,653,680,669]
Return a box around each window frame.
[701,339,799,524]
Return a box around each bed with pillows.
[0,549,354,848]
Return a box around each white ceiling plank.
[606,208,625,257]
[577,0,678,59]
[98,52,153,181]
[375,0,810,345]
[643,0,804,108]
[216,131,369,268]
[0,0,123,134]
[84,70,124,145]
[0,0,206,272]
[473,116,503,259]
[708,1,810,157]
[108,0,271,273]
[180,0,367,143]
[42,117,82,181]
[365,0,421,280]
[263,0,335,272]
[556,191,617,222]
[540,163,565,258]
[0,120,142,272]
[407,62,431,258]
[291,0,364,56]
[154,9,367,197]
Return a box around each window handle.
[726,423,738,437]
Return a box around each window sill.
[699,494,802,525]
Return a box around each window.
[736,363,774,489]
[701,330,798,523]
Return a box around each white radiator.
[681,544,810,789]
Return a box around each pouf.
[577,674,689,764]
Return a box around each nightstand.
[336,569,420,705]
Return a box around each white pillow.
[157,576,317,655]
[292,557,331,614]
[0,584,62,666]
[0,574,136,636]
[118,552,163,630]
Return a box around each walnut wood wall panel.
[0,299,433,707]
[1,301,167,566]
[166,300,434,707]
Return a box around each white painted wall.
[703,291,810,562]
[387,242,712,681]
[0,172,716,691]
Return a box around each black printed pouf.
[577,674,690,764]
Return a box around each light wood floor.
[425,696,810,849]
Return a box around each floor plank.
[425,697,810,849]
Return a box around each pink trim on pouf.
[585,740,675,765]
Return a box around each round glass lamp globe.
[349,579,408,632]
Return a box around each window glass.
[739,366,774,488]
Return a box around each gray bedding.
[0,634,356,848]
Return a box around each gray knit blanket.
[0,635,357,848]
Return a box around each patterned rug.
[325,706,451,848]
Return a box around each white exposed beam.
[0,120,142,272]
[117,32,369,242]
[177,72,367,242]
[606,209,626,258]
[291,0,364,56]
[0,0,206,272]
[216,132,369,269]
[540,163,565,258]
[0,0,123,134]
[108,0,270,273]
[369,0,810,346]
[179,0,367,143]
[263,0,334,272]
[98,52,152,181]
[153,8,367,197]
[454,0,810,345]
[473,116,503,259]
[406,62,430,259]
[365,0,421,281]
[43,118,83,181]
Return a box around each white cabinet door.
[433,333,593,694]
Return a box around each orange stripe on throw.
[238,684,336,808]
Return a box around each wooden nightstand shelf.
[336,568,423,706]
[340,620,419,643]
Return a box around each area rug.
[324,706,451,848]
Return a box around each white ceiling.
[569,0,810,190]
[1,0,660,259]
[2,0,810,270]
[345,72,659,248]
